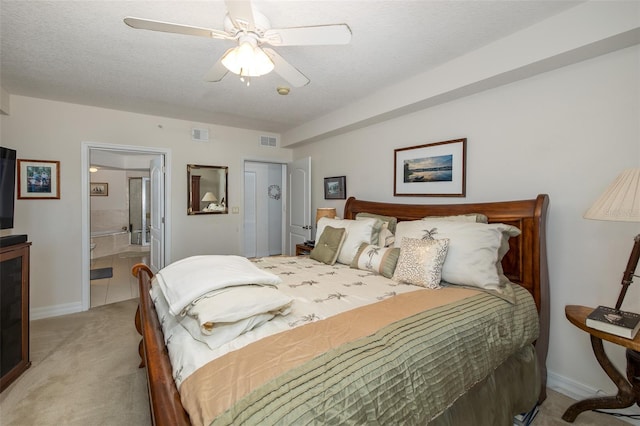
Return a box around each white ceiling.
[1,1,583,135]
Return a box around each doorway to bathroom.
[81,142,170,311]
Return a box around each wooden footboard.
[132,263,190,426]
[133,194,550,425]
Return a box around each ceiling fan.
[124,0,352,87]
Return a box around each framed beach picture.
[90,182,108,196]
[394,138,466,197]
[324,176,347,199]
[17,159,61,199]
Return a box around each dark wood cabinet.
[0,241,31,392]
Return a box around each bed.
[133,195,549,426]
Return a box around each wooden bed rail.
[132,263,190,426]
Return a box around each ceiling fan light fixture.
[221,38,274,78]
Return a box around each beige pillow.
[392,237,450,289]
[350,243,400,279]
[310,226,346,265]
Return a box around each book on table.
[586,305,640,339]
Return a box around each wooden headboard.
[344,194,550,400]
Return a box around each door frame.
[81,142,172,311]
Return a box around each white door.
[150,156,165,273]
[244,162,284,258]
[287,157,311,255]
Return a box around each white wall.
[0,96,292,315]
[293,45,640,407]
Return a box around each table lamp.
[584,168,640,310]
[316,207,337,224]
[201,192,217,210]
[202,192,217,203]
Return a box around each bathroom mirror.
[187,164,228,215]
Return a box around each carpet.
[90,267,113,280]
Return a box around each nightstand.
[295,243,312,256]
[562,305,640,422]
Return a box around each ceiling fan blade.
[224,0,255,32]
[263,48,309,88]
[123,17,233,40]
[263,24,351,46]
[204,57,229,82]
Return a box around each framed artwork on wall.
[394,138,466,197]
[17,159,61,199]
[90,182,108,196]
[324,176,347,199]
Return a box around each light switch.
[231,207,240,214]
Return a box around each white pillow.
[394,220,520,290]
[316,217,377,265]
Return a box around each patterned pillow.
[392,237,449,289]
[310,226,346,265]
[350,243,400,278]
[356,217,384,248]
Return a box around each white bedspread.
[155,255,282,316]
[186,285,293,334]
[151,256,423,387]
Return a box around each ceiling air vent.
[260,135,277,147]
[191,127,210,142]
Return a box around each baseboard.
[547,369,597,400]
[31,302,83,320]
[547,369,640,425]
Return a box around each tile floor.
[90,250,150,308]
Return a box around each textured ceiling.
[0,1,582,134]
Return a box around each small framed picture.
[17,159,61,199]
[394,138,466,197]
[324,176,347,200]
[90,182,108,196]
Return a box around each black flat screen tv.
[0,147,17,229]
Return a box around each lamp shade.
[316,207,337,223]
[584,168,640,222]
[201,192,217,203]
[221,37,274,77]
